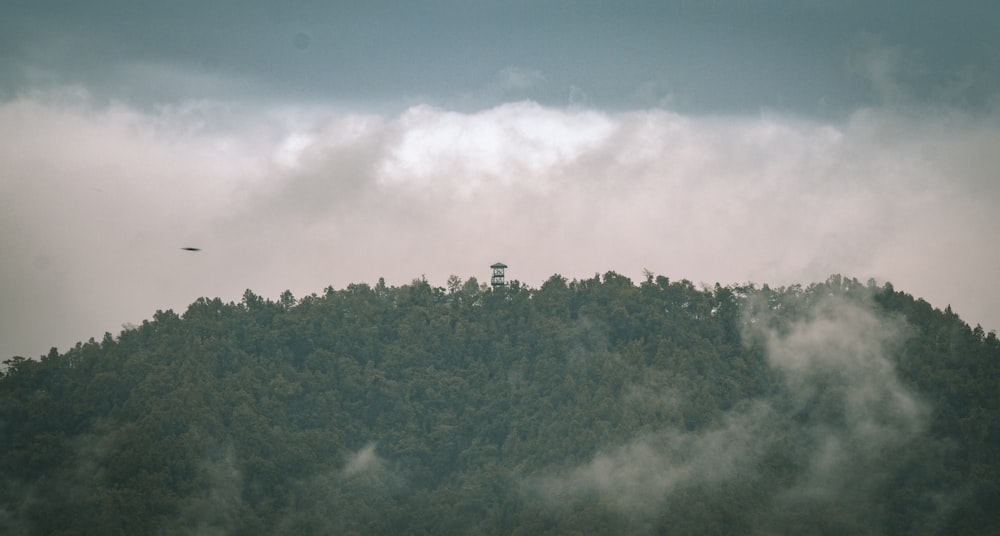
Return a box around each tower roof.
[491,262,508,269]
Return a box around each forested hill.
[2,273,998,535]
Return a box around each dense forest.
[1,273,998,535]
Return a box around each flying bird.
[181,247,201,252]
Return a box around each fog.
[524,293,939,531]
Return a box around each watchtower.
[490,262,508,288]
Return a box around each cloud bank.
[2,89,998,359]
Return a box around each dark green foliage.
[1,274,997,534]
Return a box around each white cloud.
[339,442,405,493]
[524,402,774,519]
[377,102,615,195]
[754,295,926,505]
[2,90,998,359]
[273,133,314,168]
[343,443,383,478]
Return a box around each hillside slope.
[2,274,997,535]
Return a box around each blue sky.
[2,1,999,358]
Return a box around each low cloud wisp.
[523,293,932,531]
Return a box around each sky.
[2,1,999,359]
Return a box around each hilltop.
[2,273,997,535]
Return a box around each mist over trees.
[1,273,997,535]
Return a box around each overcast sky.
[2,1,999,359]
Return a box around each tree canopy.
[1,273,997,534]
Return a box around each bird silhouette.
[181,247,201,252]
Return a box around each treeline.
[1,273,997,534]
